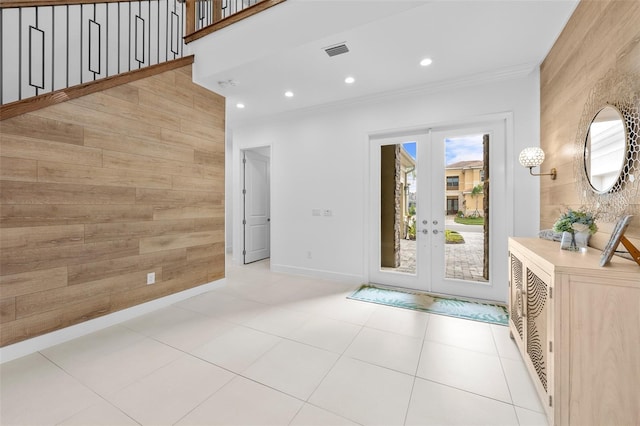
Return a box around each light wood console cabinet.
[508,238,639,426]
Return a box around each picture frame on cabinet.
[600,215,634,266]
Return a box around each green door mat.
[348,284,508,326]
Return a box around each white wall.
[230,70,541,282]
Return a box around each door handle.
[421,229,429,234]
[433,229,444,234]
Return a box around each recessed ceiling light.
[284,91,294,98]
[236,103,245,109]
[345,76,355,84]
[420,58,433,67]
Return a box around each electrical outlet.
[323,209,332,217]
[146,272,155,285]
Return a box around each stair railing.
[0,0,187,106]
[183,0,285,43]
[0,0,285,108]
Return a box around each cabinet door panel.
[526,266,550,393]
[568,277,640,426]
[509,253,525,340]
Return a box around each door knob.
[433,229,444,234]
[422,229,429,234]
[433,220,438,225]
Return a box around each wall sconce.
[519,147,557,180]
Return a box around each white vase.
[560,231,589,251]
[575,231,590,249]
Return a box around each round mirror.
[584,105,627,193]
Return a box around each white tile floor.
[0,259,549,426]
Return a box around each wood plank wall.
[0,64,225,347]
[540,0,640,252]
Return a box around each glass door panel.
[369,133,429,291]
[442,134,489,283]
[430,122,507,302]
[380,142,417,275]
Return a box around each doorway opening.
[369,119,509,302]
[242,147,271,264]
[379,134,489,283]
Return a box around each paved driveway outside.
[384,217,487,282]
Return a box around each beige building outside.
[445,160,485,216]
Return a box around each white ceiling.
[190,0,579,127]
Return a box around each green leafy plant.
[407,219,416,240]
[553,208,598,235]
[470,184,483,217]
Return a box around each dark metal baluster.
[52,6,55,92]
[138,1,141,68]
[26,9,46,95]
[148,0,150,67]
[18,8,22,100]
[105,3,108,77]
[66,5,69,88]
[197,0,201,29]
[128,2,131,71]
[34,7,38,96]
[156,0,159,65]
[80,4,83,84]
[91,3,95,80]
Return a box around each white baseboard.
[0,278,226,364]
[270,263,362,285]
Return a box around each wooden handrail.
[0,0,154,7]
[0,56,194,120]
[184,0,286,44]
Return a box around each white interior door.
[369,120,509,302]
[243,150,270,264]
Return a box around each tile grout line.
[490,326,523,424]
[401,312,431,425]
[38,350,143,426]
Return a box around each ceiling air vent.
[324,43,349,57]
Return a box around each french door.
[368,120,509,302]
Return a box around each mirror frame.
[583,105,628,194]
[574,71,640,223]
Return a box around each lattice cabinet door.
[508,252,525,347]
[524,261,553,411]
[508,245,554,424]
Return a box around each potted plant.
[553,207,598,251]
